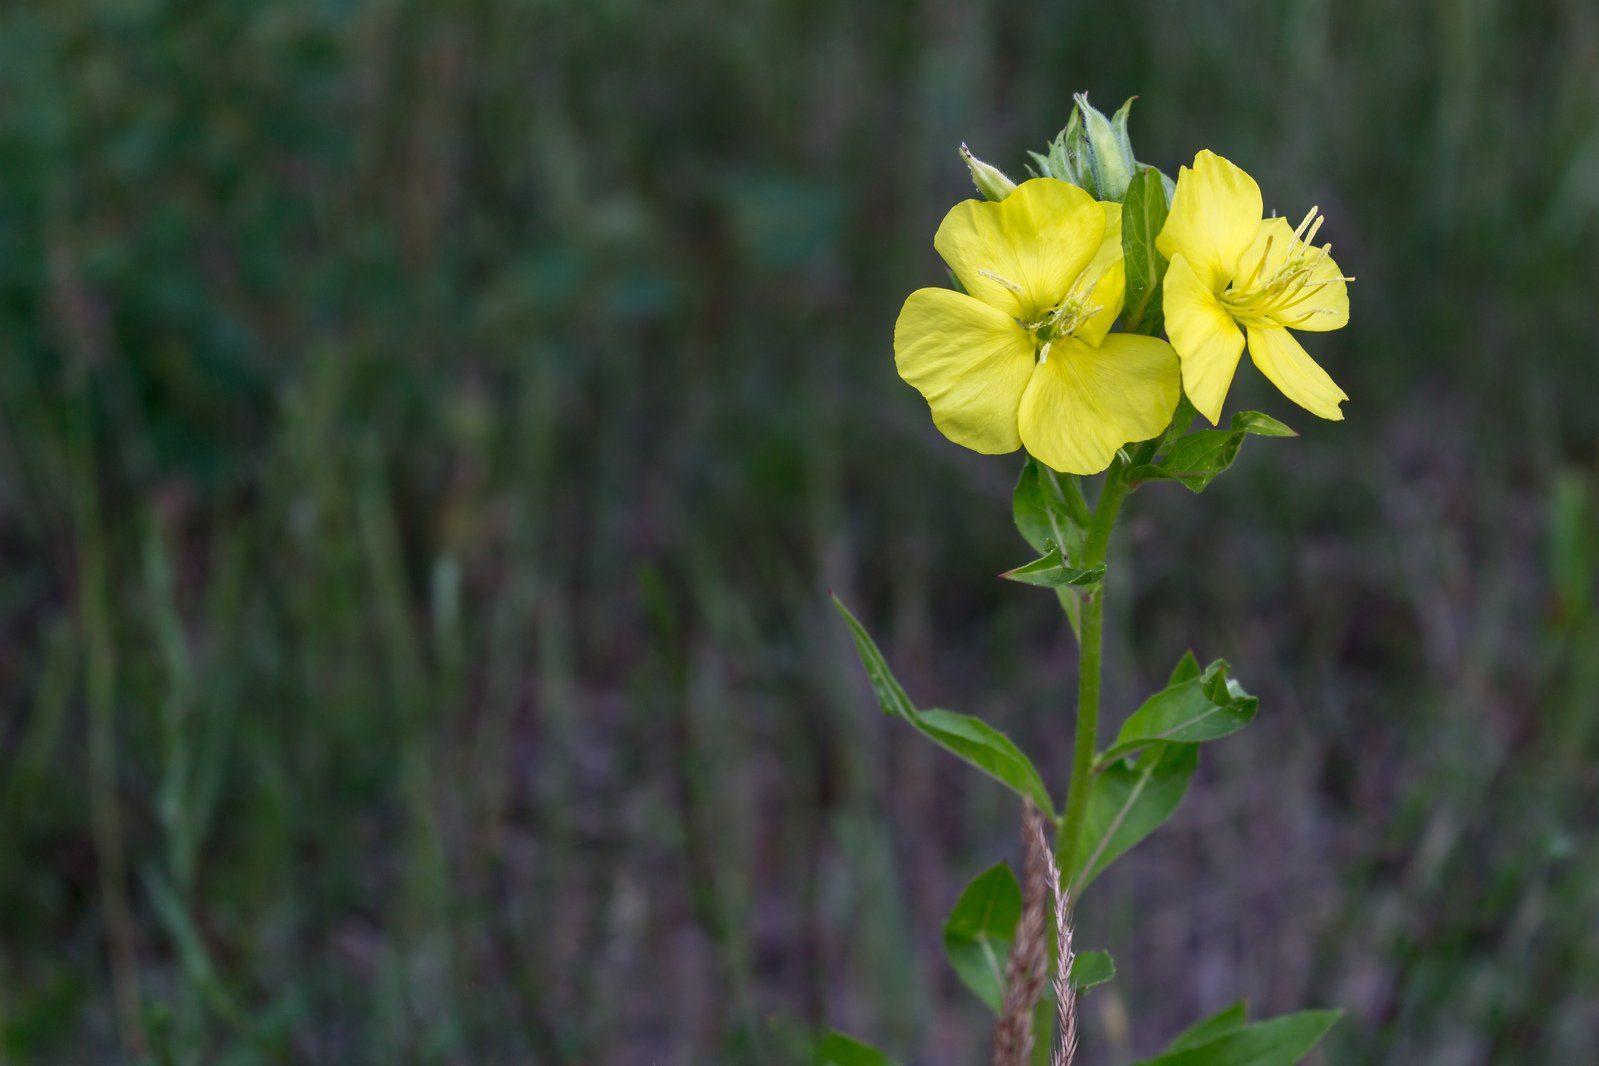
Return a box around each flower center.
[1024,277,1102,358]
[1219,206,1353,327]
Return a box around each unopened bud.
[1071,93,1139,201]
[960,143,1017,201]
[1027,111,1079,186]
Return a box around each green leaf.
[1011,459,1092,640]
[1069,949,1116,991]
[943,863,1116,1011]
[1208,661,1254,707]
[1100,662,1257,764]
[1124,463,1169,485]
[1013,457,1085,556]
[1231,410,1297,437]
[832,594,916,720]
[1168,394,1200,438]
[1157,429,1245,492]
[818,1031,904,1066]
[1136,1011,1342,1066]
[1122,167,1170,335]
[1000,547,1105,590]
[943,863,1022,1012]
[1068,742,1198,893]
[1129,429,1245,493]
[1167,1001,1248,1052]
[833,597,1056,815]
[1167,650,1202,685]
[1130,411,1293,493]
[915,709,1056,815]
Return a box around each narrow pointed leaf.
[943,863,1022,1012]
[832,594,916,720]
[915,709,1056,815]
[819,1032,904,1066]
[1167,1001,1249,1052]
[1136,1011,1342,1066]
[833,597,1056,815]
[1231,410,1297,437]
[1167,650,1202,686]
[1000,547,1105,590]
[1068,742,1198,893]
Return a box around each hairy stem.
[1057,459,1131,883]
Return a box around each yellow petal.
[1075,201,1126,348]
[1017,334,1181,475]
[1163,253,1245,425]
[1234,217,1350,332]
[934,178,1104,322]
[1245,325,1348,421]
[1155,150,1262,294]
[894,287,1036,453]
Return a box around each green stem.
[1048,468,1092,532]
[1056,459,1131,884]
[1081,462,1130,569]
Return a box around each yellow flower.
[894,178,1180,475]
[1156,150,1351,424]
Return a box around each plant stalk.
[1056,459,1131,883]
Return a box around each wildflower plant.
[831,96,1349,1065]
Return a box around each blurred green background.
[2,0,1598,1062]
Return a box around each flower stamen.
[1290,205,1320,244]
[1220,207,1353,326]
[1241,234,1275,289]
[979,269,1025,295]
[1020,271,1105,348]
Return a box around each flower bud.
[1026,111,1079,186]
[960,143,1017,201]
[1071,93,1138,201]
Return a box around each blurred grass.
[0,0,1597,1062]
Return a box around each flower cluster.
[842,97,1353,1066]
[894,116,1350,475]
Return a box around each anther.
[1301,215,1325,249]
[979,269,1024,294]
[1291,206,1319,244]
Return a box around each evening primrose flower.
[894,178,1180,475]
[1157,150,1352,424]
